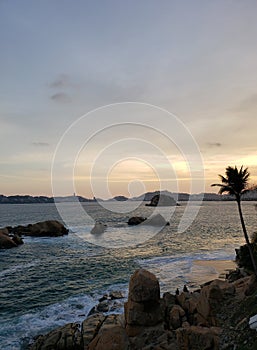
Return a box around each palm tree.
[211,165,257,277]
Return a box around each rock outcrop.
[29,268,257,350]
[124,269,163,336]
[0,220,68,248]
[146,193,176,207]
[12,220,68,237]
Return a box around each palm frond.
[211,165,251,197]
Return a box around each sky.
[1,0,257,198]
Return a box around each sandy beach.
[188,259,236,288]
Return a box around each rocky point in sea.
[0,220,68,249]
[28,246,257,350]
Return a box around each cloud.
[49,74,71,88]
[50,92,71,103]
[235,94,257,113]
[207,142,222,148]
[32,142,50,147]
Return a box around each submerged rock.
[90,222,107,234]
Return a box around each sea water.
[0,201,256,349]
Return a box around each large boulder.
[125,269,163,335]
[128,269,160,302]
[146,194,176,207]
[13,220,68,237]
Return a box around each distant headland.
[1,189,257,204]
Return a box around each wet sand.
[188,260,236,288]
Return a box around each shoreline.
[188,259,236,288]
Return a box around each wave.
[0,282,128,350]
[0,260,41,278]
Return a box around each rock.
[196,279,234,327]
[124,299,163,327]
[81,313,105,348]
[176,325,220,350]
[13,220,68,237]
[88,315,129,350]
[12,234,24,245]
[87,315,129,350]
[145,193,176,207]
[99,294,108,302]
[0,227,9,235]
[143,214,170,226]
[125,269,163,335]
[0,232,17,249]
[169,305,185,329]
[127,216,146,225]
[96,301,109,313]
[91,222,107,234]
[29,323,82,350]
[129,324,177,350]
[109,291,124,300]
[128,269,160,302]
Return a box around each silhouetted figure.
[183,285,189,293]
[175,288,179,295]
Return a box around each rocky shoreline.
[0,220,68,249]
[28,258,257,350]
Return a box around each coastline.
[190,259,236,286]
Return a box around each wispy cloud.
[49,74,71,88]
[50,92,71,103]
[32,142,50,147]
[235,93,257,113]
[207,142,222,148]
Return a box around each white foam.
[137,247,236,293]
[0,293,95,350]
[0,283,128,350]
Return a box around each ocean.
[0,201,255,349]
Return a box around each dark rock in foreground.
[146,193,177,207]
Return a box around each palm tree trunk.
[237,199,257,277]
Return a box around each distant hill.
[1,190,257,204]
